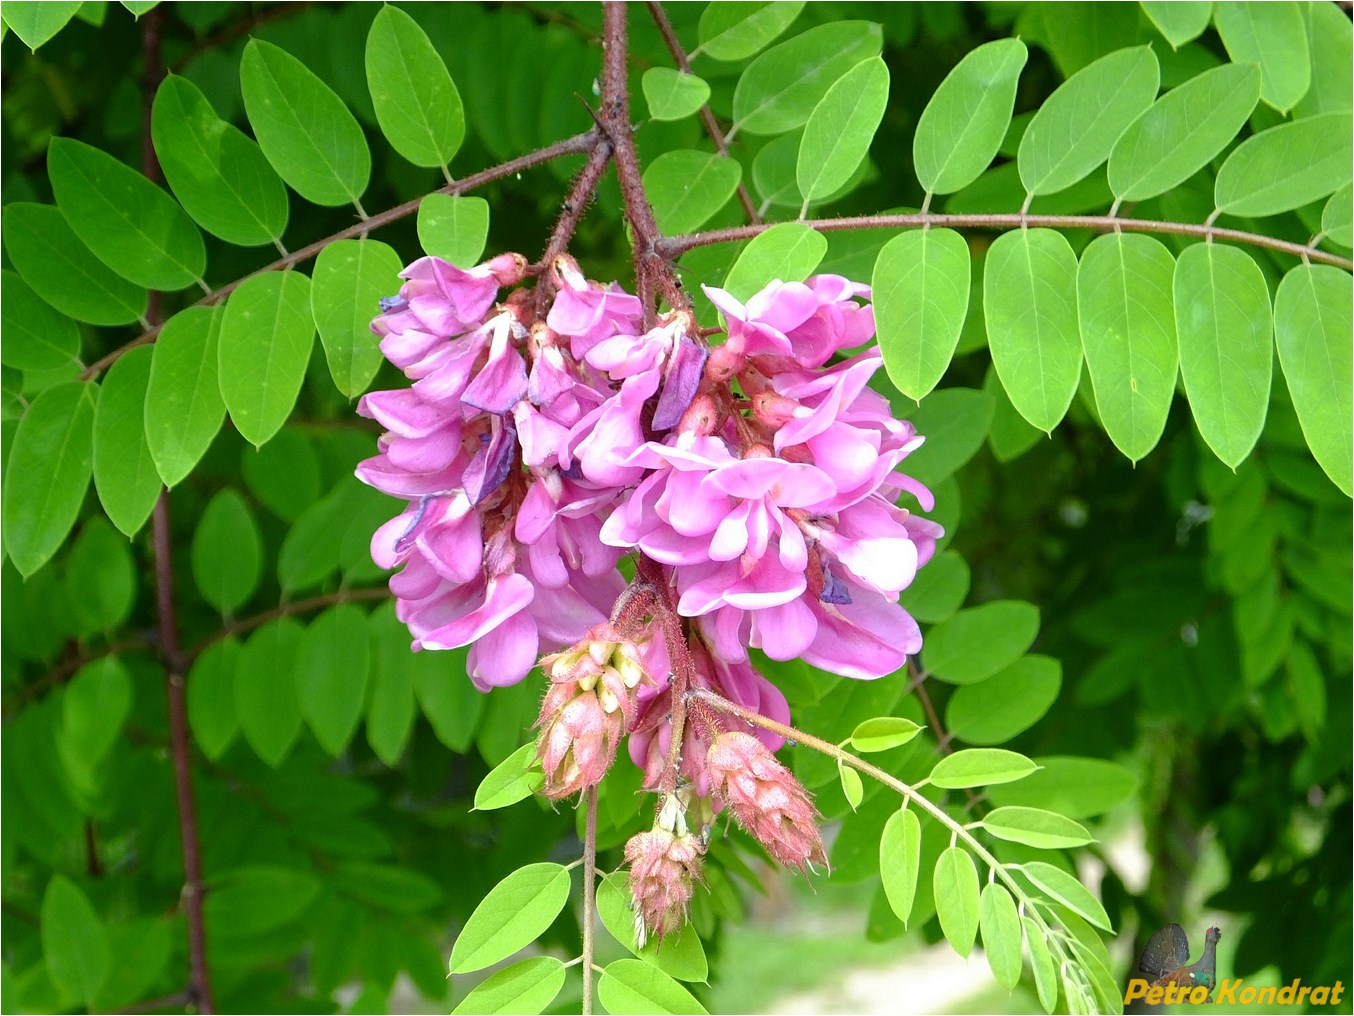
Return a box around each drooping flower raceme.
[357,252,942,939]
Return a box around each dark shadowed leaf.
[0,270,80,371]
[191,488,262,614]
[923,601,1040,685]
[297,604,371,756]
[41,875,109,1008]
[946,655,1061,745]
[235,618,305,767]
[987,756,1138,818]
[187,637,241,760]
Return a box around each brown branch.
[907,660,984,812]
[644,1,760,225]
[79,129,602,382]
[599,3,686,323]
[4,637,152,718]
[187,586,392,661]
[533,136,615,316]
[656,212,1354,271]
[107,990,194,1015]
[143,12,214,1011]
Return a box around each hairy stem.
[143,11,214,1011]
[187,586,392,660]
[644,1,760,225]
[657,212,1354,272]
[535,137,615,316]
[79,129,601,382]
[600,2,686,323]
[581,785,599,1016]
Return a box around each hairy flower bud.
[706,731,827,874]
[535,626,657,798]
[625,793,707,946]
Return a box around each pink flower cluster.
[357,251,942,933]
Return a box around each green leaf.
[1173,243,1272,468]
[61,656,132,781]
[1141,1,1213,48]
[642,68,710,122]
[987,756,1138,818]
[331,862,444,914]
[1273,264,1352,496]
[241,428,321,522]
[849,717,922,753]
[1295,1,1352,118]
[235,617,304,767]
[63,518,135,633]
[698,1,804,62]
[187,637,240,761]
[145,305,226,487]
[312,239,404,398]
[945,655,1062,745]
[1076,233,1178,461]
[40,875,109,1008]
[1018,46,1160,196]
[451,957,566,1016]
[1020,860,1112,931]
[839,763,864,810]
[218,270,315,447]
[2,381,96,577]
[120,1,158,15]
[979,883,1023,991]
[1,1,82,49]
[474,741,544,811]
[933,846,980,957]
[205,866,320,938]
[923,601,1041,685]
[240,39,371,207]
[0,270,80,371]
[597,872,708,982]
[722,222,827,302]
[1108,62,1261,201]
[277,482,369,592]
[644,151,743,235]
[982,806,1095,849]
[92,345,160,537]
[1323,183,1353,248]
[191,489,262,614]
[874,229,971,400]
[984,228,1082,433]
[879,808,922,927]
[417,194,490,267]
[930,748,1039,789]
[1288,640,1327,743]
[731,21,883,137]
[1213,0,1310,112]
[596,958,709,1016]
[914,38,1027,195]
[449,863,572,974]
[47,137,205,291]
[898,549,970,625]
[2,203,147,326]
[1025,915,1059,1009]
[366,5,464,168]
[297,604,371,756]
[894,387,994,486]
[1217,112,1353,218]
[366,619,415,766]
[151,73,289,247]
[797,57,889,206]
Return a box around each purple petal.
[652,336,708,430]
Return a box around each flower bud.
[706,731,827,874]
[625,799,707,946]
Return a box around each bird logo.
[1138,924,1222,996]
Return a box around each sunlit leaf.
[980,883,1023,991]
[449,863,572,973]
[722,222,827,301]
[933,847,980,957]
[930,749,1039,789]
[879,808,922,926]
[642,68,710,122]
[982,806,1095,849]
[451,957,566,1016]
[874,229,971,400]
[1140,1,1213,48]
[1214,112,1353,217]
[366,5,464,169]
[923,601,1041,685]
[798,57,889,206]
[1021,860,1112,931]
[698,2,804,62]
[644,150,743,234]
[311,239,404,398]
[1213,0,1309,112]
[145,306,226,487]
[596,959,709,1016]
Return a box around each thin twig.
[534,137,615,316]
[644,1,760,225]
[79,129,601,383]
[5,637,152,717]
[187,586,391,661]
[107,990,194,1015]
[907,660,984,811]
[657,212,1354,271]
[689,688,1084,976]
[581,786,599,1016]
[143,12,213,1010]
